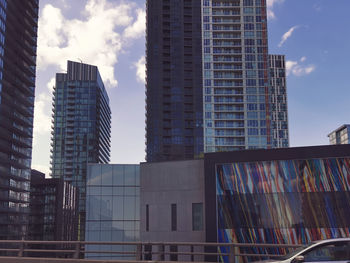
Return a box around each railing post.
[136,243,142,260]
[18,239,24,257]
[229,244,235,263]
[144,243,152,260]
[73,242,80,259]
[157,244,164,261]
[191,245,194,262]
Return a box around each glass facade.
[51,61,111,240]
[85,164,140,260]
[146,0,204,162]
[0,0,38,240]
[216,157,350,261]
[269,54,289,148]
[146,0,289,162]
[202,0,271,152]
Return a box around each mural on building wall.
[216,158,350,259]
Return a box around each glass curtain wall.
[86,164,140,260]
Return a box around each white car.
[255,238,350,263]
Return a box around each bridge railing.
[0,240,302,263]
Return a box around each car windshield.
[278,242,316,260]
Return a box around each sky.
[32,0,350,176]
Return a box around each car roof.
[312,238,350,245]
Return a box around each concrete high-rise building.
[50,61,111,240]
[202,0,271,152]
[269,54,289,148]
[0,0,39,239]
[146,0,288,162]
[328,124,350,145]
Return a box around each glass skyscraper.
[146,0,289,162]
[146,0,204,162]
[51,61,111,240]
[0,0,39,240]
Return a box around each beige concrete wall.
[140,159,206,261]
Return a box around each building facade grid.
[50,61,111,240]
[0,0,39,240]
[269,54,289,148]
[202,0,271,152]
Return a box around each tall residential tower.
[202,0,271,152]
[0,0,39,239]
[269,54,289,148]
[50,61,111,239]
[328,124,350,145]
[146,0,289,162]
[146,0,204,162]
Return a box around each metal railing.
[0,240,302,262]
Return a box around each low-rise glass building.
[85,164,140,260]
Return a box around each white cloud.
[47,77,56,92]
[33,93,52,136]
[123,9,146,40]
[286,57,316,77]
[37,0,145,88]
[267,0,285,19]
[134,55,146,83]
[278,25,299,47]
[33,0,146,174]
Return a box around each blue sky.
[267,0,350,147]
[32,0,350,175]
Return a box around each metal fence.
[0,240,302,263]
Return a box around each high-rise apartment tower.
[0,0,39,239]
[50,61,111,240]
[146,0,289,162]
[269,54,289,148]
[328,124,350,145]
[146,0,204,162]
[202,0,271,152]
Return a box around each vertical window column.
[171,203,177,231]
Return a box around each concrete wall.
[140,159,205,261]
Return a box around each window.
[192,203,203,231]
[303,242,350,261]
[171,204,177,231]
[146,204,149,231]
